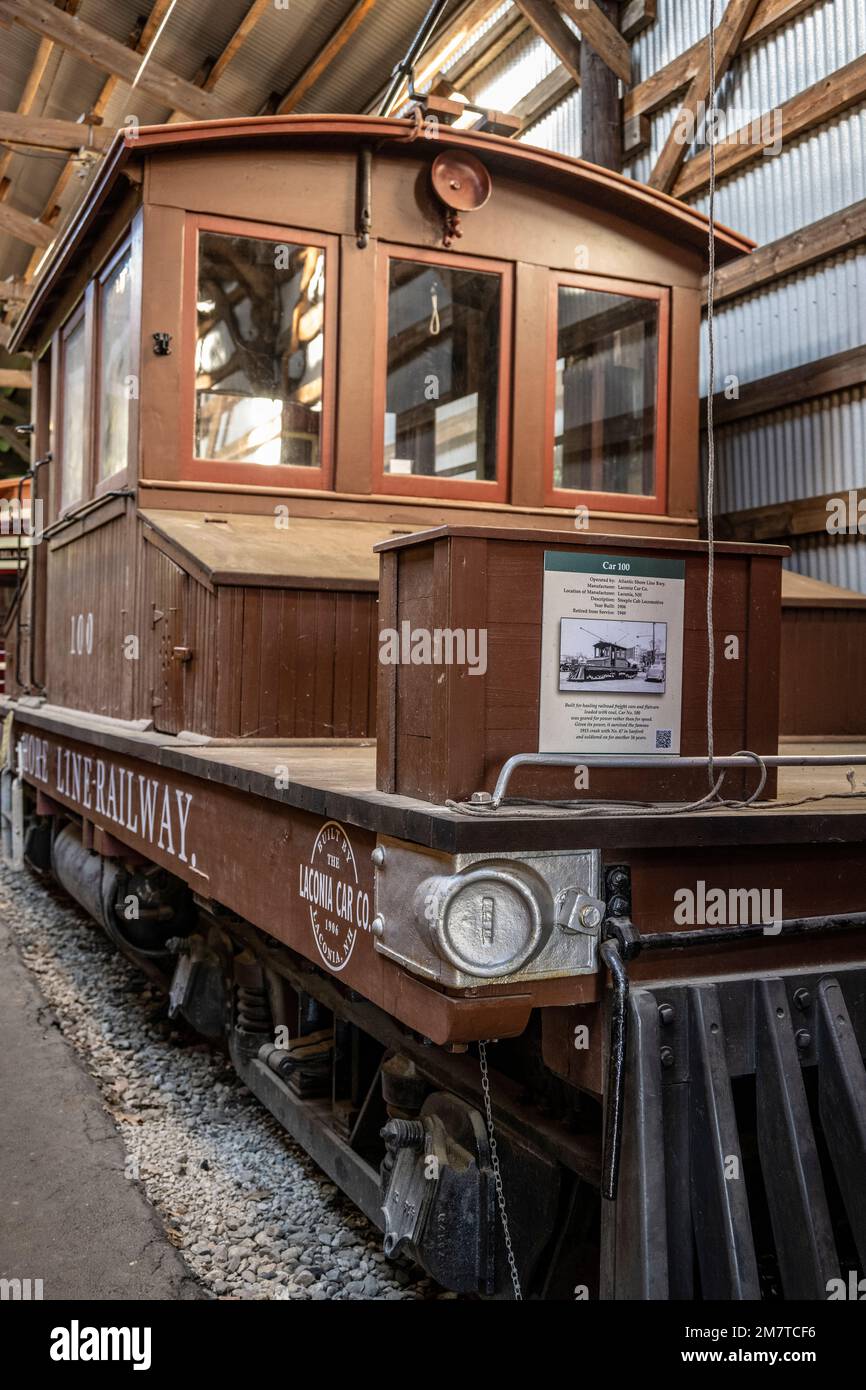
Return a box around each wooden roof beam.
[648,0,762,192]
[0,422,30,460]
[448,9,530,90]
[514,63,575,131]
[0,111,115,152]
[677,51,866,197]
[703,198,866,305]
[0,278,28,303]
[626,0,818,125]
[367,0,503,114]
[203,0,272,91]
[0,369,31,389]
[704,343,866,427]
[551,0,631,84]
[718,487,866,544]
[0,0,240,121]
[0,201,55,248]
[621,0,656,42]
[278,0,379,114]
[20,0,177,282]
[513,1,581,87]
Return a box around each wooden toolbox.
[375,525,786,807]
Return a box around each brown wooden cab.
[6,114,753,755]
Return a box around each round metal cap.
[429,868,542,978]
[430,150,493,212]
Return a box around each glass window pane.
[384,260,501,482]
[98,251,132,479]
[195,231,325,468]
[554,286,659,497]
[61,317,87,509]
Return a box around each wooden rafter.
[551,0,630,85]
[367,0,502,114]
[19,0,175,280]
[0,111,115,152]
[0,369,31,388]
[0,201,55,247]
[626,0,817,127]
[514,64,574,132]
[0,278,28,303]
[0,393,29,422]
[718,487,866,543]
[705,343,866,427]
[514,1,581,87]
[704,198,866,305]
[0,2,79,196]
[648,0,762,192]
[278,0,378,114]
[203,0,272,92]
[621,0,656,42]
[0,0,240,122]
[0,422,30,459]
[449,8,530,90]
[677,52,866,197]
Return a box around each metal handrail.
[489,751,866,807]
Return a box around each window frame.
[373,242,513,502]
[544,271,670,516]
[56,296,92,517]
[94,234,135,497]
[180,213,338,490]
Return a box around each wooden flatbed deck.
[8,704,866,852]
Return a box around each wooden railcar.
[3,114,866,1302]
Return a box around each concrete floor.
[0,912,203,1301]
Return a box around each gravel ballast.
[0,863,448,1301]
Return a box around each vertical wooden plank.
[239,588,263,736]
[376,549,398,792]
[276,589,298,737]
[313,591,337,737]
[510,261,550,509]
[335,233,378,495]
[257,588,281,738]
[667,286,701,520]
[439,536,488,803]
[294,590,318,738]
[139,204,185,482]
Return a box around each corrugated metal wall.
[475,0,866,592]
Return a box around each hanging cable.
[705,0,718,792]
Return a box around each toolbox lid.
[140,510,423,590]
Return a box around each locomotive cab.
[7,113,750,740]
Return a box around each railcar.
[3,108,866,1303]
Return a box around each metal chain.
[478,1040,523,1300]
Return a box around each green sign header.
[544,551,685,580]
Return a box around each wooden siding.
[44,505,136,720]
[780,608,866,737]
[34,504,378,740]
[378,528,784,805]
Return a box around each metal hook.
[429,281,440,336]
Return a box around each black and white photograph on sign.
[559,619,668,695]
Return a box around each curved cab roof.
[13,113,753,351]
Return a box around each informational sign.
[539,551,685,755]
